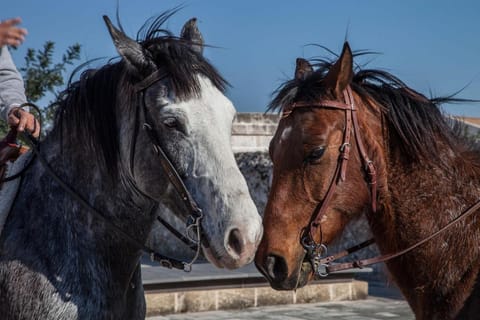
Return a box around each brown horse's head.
[255,43,387,290]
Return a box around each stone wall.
[231,113,280,152]
[145,280,368,315]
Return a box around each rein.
[320,198,480,273]
[283,86,480,277]
[12,73,205,272]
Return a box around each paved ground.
[143,259,414,320]
[145,275,414,320]
[148,298,414,320]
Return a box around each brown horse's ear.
[295,58,313,80]
[103,15,155,74]
[181,18,204,55]
[324,42,353,96]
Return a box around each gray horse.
[0,12,262,320]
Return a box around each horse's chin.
[262,260,312,291]
[201,245,224,268]
[201,245,251,269]
[298,261,314,286]
[199,234,226,268]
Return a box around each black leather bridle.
[134,69,206,263]
[12,68,206,272]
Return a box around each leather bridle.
[281,85,480,277]
[13,69,206,272]
[282,86,377,277]
[134,69,205,258]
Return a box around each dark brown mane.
[267,53,476,164]
[258,43,480,319]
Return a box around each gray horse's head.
[101,15,262,269]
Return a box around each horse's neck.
[380,151,480,246]
[3,141,152,290]
[372,149,480,318]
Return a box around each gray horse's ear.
[324,42,353,97]
[180,18,204,55]
[103,15,154,73]
[295,58,313,80]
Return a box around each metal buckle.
[316,264,329,277]
[183,263,192,272]
[159,259,173,269]
[339,142,350,152]
[302,236,330,277]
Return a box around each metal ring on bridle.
[318,243,328,256]
[339,142,350,152]
[301,235,315,250]
[186,211,203,244]
[316,263,329,277]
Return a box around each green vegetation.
[1,41,82,136]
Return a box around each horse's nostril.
[265,254,288,282]
[227,228,244,256]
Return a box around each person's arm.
[0,46,27,122]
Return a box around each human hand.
[8,108,40,138]
[0,17,28,47]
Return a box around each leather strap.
[282,86,378,276]
[134,68,203,220]
[134,69,169,92]
[13,80,205,272]
[157,216,198,250]
[346,89,377,212]
[319,238,375,265]
[24,133,187,270]
[324,198,480,273]
[284,87,377,248]
[141,94,203,221]
[308,94,353,241]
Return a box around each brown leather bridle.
[282,86,377,277]
[281,85,480,277]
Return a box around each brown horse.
[255,42,480,319]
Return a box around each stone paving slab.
[145,280,368,315]
[147,298,414,320]
[141,258,393,317]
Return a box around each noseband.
[282,86,378,277]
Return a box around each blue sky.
[4,0,480,116]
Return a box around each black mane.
[137,11,228,99]
[268,53,469,163]
[51,11,228,176]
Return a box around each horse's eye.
[163,117,178,128]
[305,146,325,164]
[157,97,170,107]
